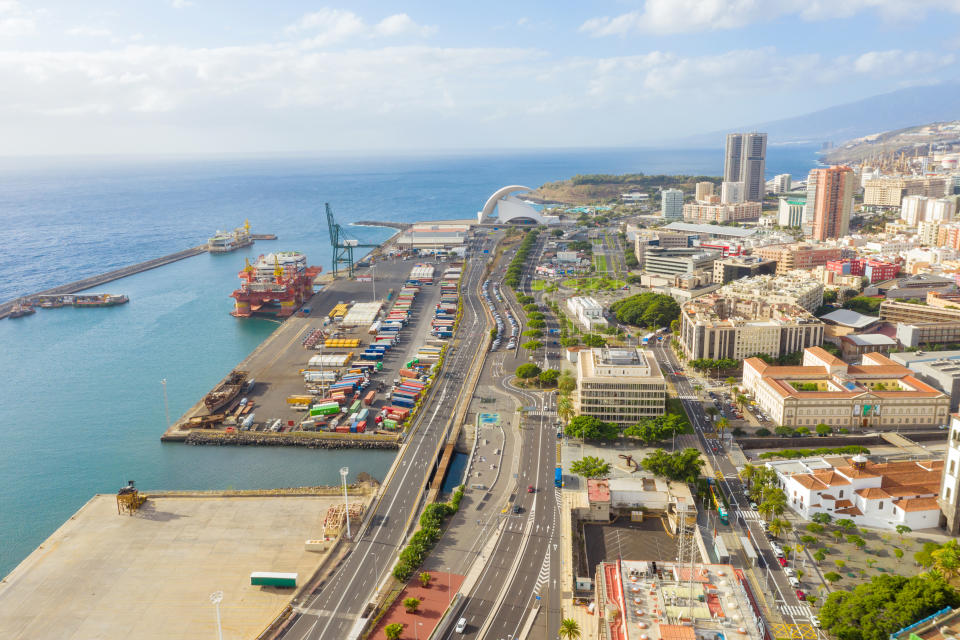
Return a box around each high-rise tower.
[724,132,767,202]
[810,165,855,241]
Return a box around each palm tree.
[757,501,776,522]
[738,463,758,488]
[557,394,574,425]
[769,518,792,539]
[716,417,730,438]
[725,376,737,393]
[558,619,583,640]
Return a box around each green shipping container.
[250,572,297,588]
[383,419,398,429]
[349,400,362,413]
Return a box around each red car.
[528,485,535,493]
[796,589,806,601]
[777,557,788,567]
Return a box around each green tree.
[769,518,792,538]
[806,523,825,535]
[801,535,818,545]
[775,426,796,437]
[933,540,960,582]
[814,548,828,564]
[516,363,542,379]
[716,417,730,437]
[558,618,582,640]
[816,423,832,436]
[522,329,543,338]
[738,463,758,487]
[916,542,942,568]
[832,530,845,542]
[846,534,867,550]
[403,597,421,614]
[570,456,611,479]
[567,415,619,441]
[384,622,404,640]
[557,395,574,425]
[835,559,846,570]
[820,573,960,640]
[896,524,912,543]
[538,369,560,387]
[797,426,811,435]
[558,372,577,394]
[823,571,841,584]
[527,319,546,329]
[640,448,704,483]
[610,292,682,328]
[894,548,904,564]
[418,572,432,588]
[812,512,832,525]
[522,340,543,352]
[582,333,606,347]
[836,518,857,531]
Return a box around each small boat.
[7,300,35,318]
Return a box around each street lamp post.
[340,467,351,539]
[209,591,223,640]
[447,568,452,604]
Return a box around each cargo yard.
[0,486,374,640]
[163,252,465,445]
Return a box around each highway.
[440,229,563,640]
[280,240,491,640]
[649,340,817,631]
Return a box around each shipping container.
[251,572,297,588]
[363,390,376,405]
[399,368,419,379]
[356,421,366,433]
[392,396,415,408]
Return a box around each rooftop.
[820,308,880,329]
[843,334,898,347]
[661,221,758,238]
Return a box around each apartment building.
[720,273,824,312]
[662,189,684,220]
[772,173,792,194]
[712,256,777,285]
[864,176,949,207]
[825,258,899,283]
[695,181,715,201]
[680,295,823,361]
[778,198,805,227]
[902,195,956,226]
[811,166,855,241]
[743,347,950,431]
[682,201,761,224]
[720,181,745,204]
[574,347,666,427]
[755,243,843,274]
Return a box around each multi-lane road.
[281,242,491,640]
[650,341,818,630]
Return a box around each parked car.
[795,589,806,601]
[810,616,821,628]
[528,485,535,493]
[778,557,788,567]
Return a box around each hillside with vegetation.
[525,174,721,205]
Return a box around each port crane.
[325,202,380,277]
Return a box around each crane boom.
[324,202,380,277]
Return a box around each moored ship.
[230,252,321,318]
[208,220,255,253]
[8,300,35,318]
[203,370,248,413]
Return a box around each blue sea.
[0,145,820,577]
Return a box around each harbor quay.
[0,486,375,640]
[164,250,461,447]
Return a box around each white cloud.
[852,49,956,75]
[286,8,435,47]
[67,26,112,38]
[581,0,960,36]
[0,0,35,37]
[170,0,194,8]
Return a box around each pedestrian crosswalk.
[527,409,556,417]
[739,509,763,521]
[780,604,812,618]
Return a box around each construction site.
[0,482,375,640]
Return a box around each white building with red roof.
[766,454,944,530]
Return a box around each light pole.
[447,568,452,604]
[209,591,223,640]
[340,467,351,539]
[161,379,170,431]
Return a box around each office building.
[679,295,823,361]
[566,296,608,331]
[890,350,960,411]
[755,243,843,274]
[744,347,950,433]
[661,188,684,220]
[642,247,719,276]
[810,165,855,241]
[896,322,960,348]
[682,201,761,224]
[724,132,767,202]
[778,198,805,227]
[772,173,792,194]
[720,273,824,312]
[712,256,777,285]
[764,451,945,530]
[574,347,666,427]
[881,291,960,324]
[720,181,745,204]
[695,181,714,201]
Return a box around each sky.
[2,0,960,155]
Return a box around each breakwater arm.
[353,221,410,231]
[0,245,207,318]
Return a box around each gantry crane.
[325,202,380,277]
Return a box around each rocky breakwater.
[184,431,400,449]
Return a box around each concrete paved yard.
[0,494,349,640]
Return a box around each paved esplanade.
[280,254,488,640]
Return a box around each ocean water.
[0,146,820,577]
